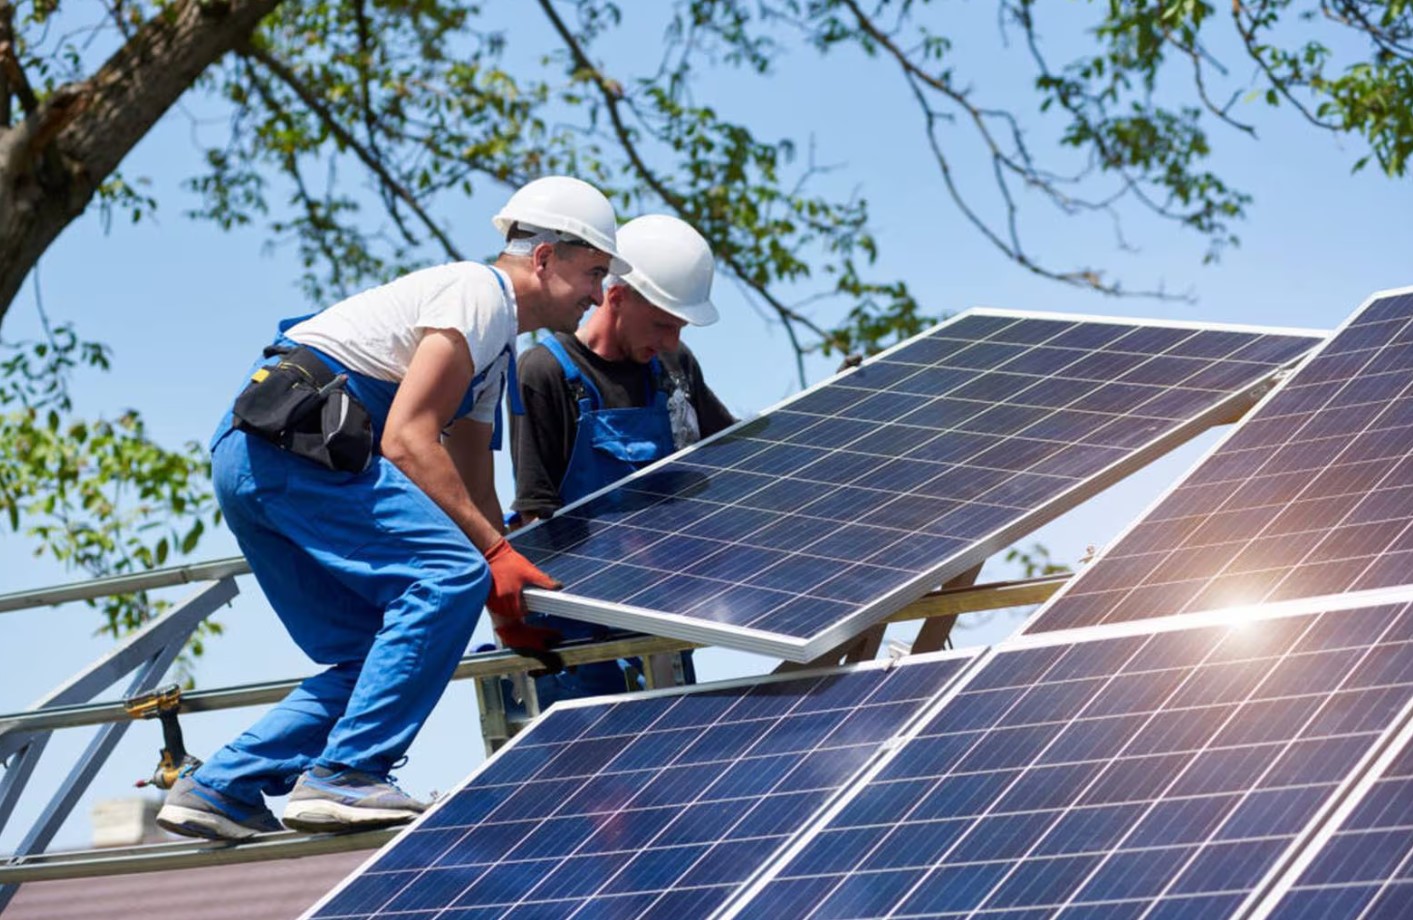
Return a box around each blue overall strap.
[486,267,521,452]
[544,336,660,411]
[646,356,667,405]
[275,313,318,339]
[486,267,524,419]
[472,341,516,450]
[541,335,602,412]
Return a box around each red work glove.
[484,538,563,654]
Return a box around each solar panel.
[726,594,1413,919]
[1256,681,1413,919]
[302,652,977,920]
[1029,289,1413,635]
[516,308,1319,661]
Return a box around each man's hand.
[484,538,563,653]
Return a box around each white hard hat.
[492,176,630,274]
[615,214,719,326]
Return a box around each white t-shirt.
[286,262,517,424]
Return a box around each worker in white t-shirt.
[156,177,628,841]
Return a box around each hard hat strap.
[502,223,595,257]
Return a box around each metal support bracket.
[0,571,1070,888]
[0,579,237,911]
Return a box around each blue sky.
[3,6,1412,854]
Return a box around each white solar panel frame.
[300,591,1413,919]
[719,584,1413,920]
[1245,619,1413,919]
[521,307,1325,662]
[299,646,987,920]
[1016,287,1413,636]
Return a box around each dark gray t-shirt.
[510,332,735,518]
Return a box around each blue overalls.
[195,312,510,807]
[523,336,694,709]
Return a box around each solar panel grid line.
[1246,690,1413,920]
[713,640,1016,920]
[504,306,1037,538]
[449,652,982,918]
[731,619,1193,917]
[1122,331,1413,608]
[519,309,1321,661]
[1046,597,1413,920]
[518,656,976,919]
[522,307,1315,525]
[521,398,1218,663]
[587,354,1299,539]
[668,338,1289,500]
[1124,611,1413,920]
[1017,290,1413,635]
[300,649,985,920]
[1185,299,1411,597]
[626,314,1313,506]
[728,594,1413,919]
[1010,435,1318,640]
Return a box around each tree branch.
[1232,2,1340,131]
[0,0,285,323]
[846,0,1177,299]
[1,3,39,126]
[240,62,349,291]
[1165,29,1256,135]
[1324,1,1413,61]
[238,41,464,263]
[349,0,413,243]
[538,0,829,386]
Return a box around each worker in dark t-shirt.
[512,214,735,520]
[509,213,736,707]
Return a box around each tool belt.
[232,345,374,473]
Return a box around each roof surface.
[5,850,369,920]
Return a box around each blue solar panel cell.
[730,599,1413,919]
[305,655,974,920]
[1263,729,1413,919]
[1030,291,1413,635]
[513,310,1320,661]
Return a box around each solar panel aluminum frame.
[298,647,987,920]
[1016,287,1409,637]
[1243,603,1413,918]
[717,585,1413,920]
[519,307,1325,662]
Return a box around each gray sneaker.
[282,766,427,834]
[156,775,283,841]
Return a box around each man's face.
[613,286,689,364]
[539,244,612,334]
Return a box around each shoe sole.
[282,799,421,834]
[155,804,267,841]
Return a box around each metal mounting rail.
[0,567,1070,887]
[0,557,250,616]
[0,580,240,911]
[887,572,1068,621]
[0,557,1071,619]
[0,828,397,883]
[0,633,701,737]
[0,573,1069,739]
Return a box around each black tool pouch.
[232,347,374,473]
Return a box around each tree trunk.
[0,0,283,322]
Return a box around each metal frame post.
[0,579,237,911]
[0,568,1068,887]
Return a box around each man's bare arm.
[381,328,502,553]
[445,417,505,533]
